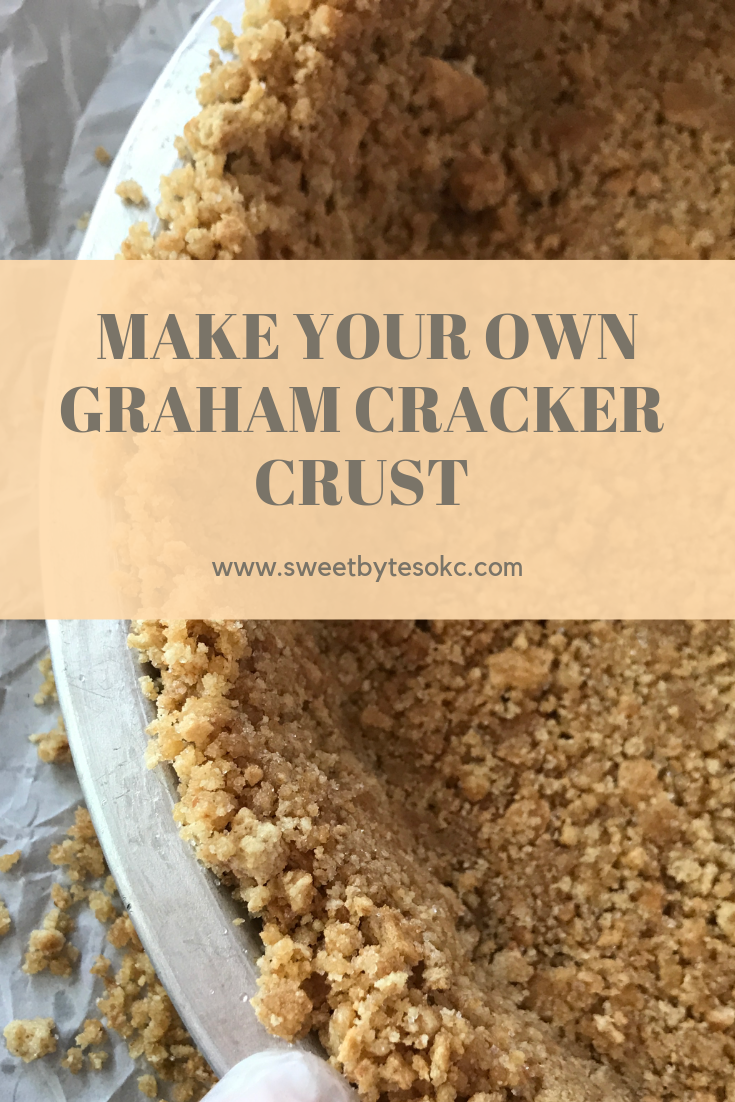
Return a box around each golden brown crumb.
[20,693,216,1101]
[90,954,111,977]
[130,619,735,1102]
[62,1045,84,1073]
[106,914,141,950]
[23,907,79,976]
[51,883,73,911]
[30,715,71,763]
[76,212,91,232]
[0,898,10,937]
[33,655,57,705]
[140,674,158,702]
[211,16,235,51]
[75,1017,106,1049]
[97,946,215,1098]
[121,0,735,260]
[0,850,21,872]
[3,1018,57,1062]
[115,180,147,206]
[138,1073,158,1098]
[88,889,118,924]
[49,807,106,881]
[94,145,111,166]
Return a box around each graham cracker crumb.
[116,180,148,207]
[30,715,71,763]
[0,897,10,937]
[22,907,79,976]
[51,882,73,911]
[91,954,111,977]
[62,1045,84,1073]
[27,663,215,1096]
[0,850,21,872]
[33,654,57,705]
[212,16,235,51]
[49,807,106,882]
[75,1017,106,1049]
[138,1073,158,1098]
[88,889,118,925]
[97,945,215,1097]
[94,145,111,166]
[3,1018,57,1062]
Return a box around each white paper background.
[0,620,156,1099]
[0,0,209,258]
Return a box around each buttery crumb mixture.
[122,0,735,260]
[3,1017,57,1063]
[131,619,735,1102]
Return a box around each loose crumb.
[0,898,10,937]
[106,913,141,950]
[3,1018,57,1062]
[61,1045,84,1073]
[76,212,91,232]
[138,1073,158,1097]
[116,180,147,207]
[97,946,215,1097]
[48,807,106,881]
[94,145,111,166]
[88,889,118,925]
[26,664,216,1098]
[51,883,73,911]
[121,0,735,260]
[22,907,79,977]
[211,16,235,51]
[33,654,57,705]
[0,850,21,872]
[30,715,71,763]
[75,1017,106,1049]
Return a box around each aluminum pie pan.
[79,0,242,260]
[46,619,322,1078]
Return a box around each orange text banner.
[0,259,732,618]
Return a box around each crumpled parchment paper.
[0,0,209,259]
[0,619,157,1100]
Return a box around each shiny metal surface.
[46,619,295,1077]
